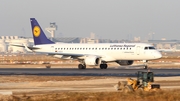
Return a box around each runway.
[0,68,180,76]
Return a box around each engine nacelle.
[84,56,101,66]
[116,60,134,66]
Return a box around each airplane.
[15,18,162,69]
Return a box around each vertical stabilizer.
[30,18,54,45]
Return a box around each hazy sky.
[0,0,180,40]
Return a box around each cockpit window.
[149,47,155,49]
[144,47,148,50]
[144,46,155,50]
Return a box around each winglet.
[30,18,54,45]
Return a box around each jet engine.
[84,56,101,66]
[116,60,134,66]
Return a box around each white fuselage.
[33,43,162,62]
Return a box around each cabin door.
[51,46,56,52]
[136,46,140,55]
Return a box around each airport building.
[0,36,34,53]
[80,33,99,43]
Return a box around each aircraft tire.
[78,64,86,69]
[83,64,86,69]
[100,64,108,69]
[100,64,104,69]
[46,65,51,69]
[78,64,83,69]
[104,64,107,69]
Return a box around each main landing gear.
[78,64,86,69]
[78,63,108,69]
[100,64,108,69]
[78,60,108,69]
[144,65,148,69]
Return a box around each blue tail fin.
[30,18,54,45]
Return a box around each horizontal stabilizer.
[10,44,40,51]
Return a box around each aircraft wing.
[46,52,103,60]
[51,52,101,57]
[48,52,85,57]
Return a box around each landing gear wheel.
[104,64,107,69]
[78,64,86,69]
[144,65,148,69]
[83,64,86,69]
[46,65,51,69]
[100,64,108,69]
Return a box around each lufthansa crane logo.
[33,26,41,37]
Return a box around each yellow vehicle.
[116,71,160,92]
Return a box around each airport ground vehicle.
[115,71,160,92]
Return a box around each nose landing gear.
[143,60,148,69]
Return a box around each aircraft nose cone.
[156,52,162,59]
